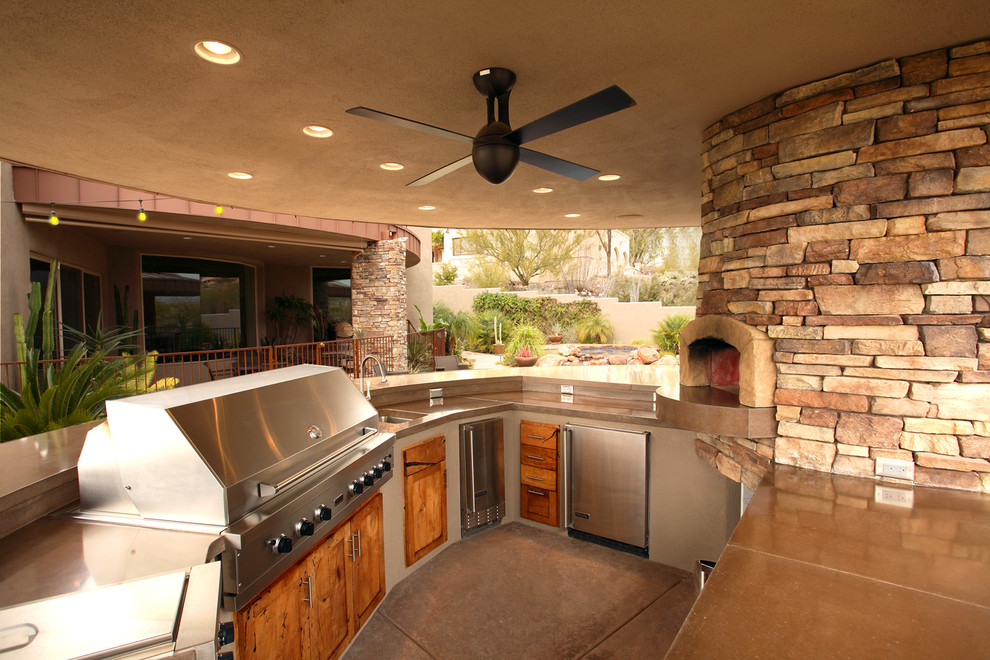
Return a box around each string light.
[137,200,147,222]
[215,205,224,215]
[49,202,59,226]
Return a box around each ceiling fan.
[346,67,636,186]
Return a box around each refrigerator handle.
[562,426,570,529]
[468,428,477,513]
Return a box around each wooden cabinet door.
[350,493,386,628]
[520,421,559,450]
[402,435,448,567]
[303,525,354,660]
[235,559,304,659]
[521,484,558,526]
[521,463,558,491]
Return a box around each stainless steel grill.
[72,364,395,610]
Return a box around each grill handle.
[258,428,379,497]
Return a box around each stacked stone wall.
[698,38,990,492]
[352,240,407,370]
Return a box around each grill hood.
[78,365,379,527]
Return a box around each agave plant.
[0,260,171,442]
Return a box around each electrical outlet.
[874,484,914,508]
[876,457,914,481]
[561,393,574,404]
[429,388,443,400]
[561,385,574,394]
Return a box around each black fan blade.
[519,148,599,181]
[505,85,636,145]
[406,155,473,186]
[346,107,473,144]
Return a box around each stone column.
[352,239,408,370]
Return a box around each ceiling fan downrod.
[471,67,520,184]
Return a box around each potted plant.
[505,324,546,367]
[548,322,564,344]
[514,347,538,367]
[492,315,505,355]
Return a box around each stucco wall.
[698,38,990,492]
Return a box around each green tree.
[461,229,587,286]
[628,227,701,271]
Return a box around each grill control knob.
[315,505,332,521]
[362,473,375,486]
[373,466,384,479]
[269,535,292,554]
[350,481,364,495]
[296,519,315,537]
[380,460,392,473]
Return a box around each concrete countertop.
[667,464,990,657]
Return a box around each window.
[313,268,351,340]
[29,258,102,355]
[451,237,473,256]
[142,256,249,353]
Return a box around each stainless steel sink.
[378,409,427,424]
[379,414,414,424]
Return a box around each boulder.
[334,322,354,338]
[658,355,679,366]
[636,345,661,364]
[608,354,628,365]
[537,354,567,367]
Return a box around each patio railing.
[0,329,446,393]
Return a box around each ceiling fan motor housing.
[473,121,519,184]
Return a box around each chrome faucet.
[359,355,388,399]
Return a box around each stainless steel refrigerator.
[459,418,505,533]
[565,423,649,555]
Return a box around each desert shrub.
[433,302,480,353]
[610,272,699,306]
[472,292,599,334]
[576,315,615,344]
[652,314,692,354]
[465,259,510,289]
[433,262,458,286]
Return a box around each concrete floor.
[343,522,698,660]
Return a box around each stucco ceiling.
[1,1,989,231]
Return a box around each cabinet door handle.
[301,576,313,608]
[526,434,545,439]
[355,529,362,558]
[528,476,545,482]
[526,455,544,461]
[527,489,545,496]
[345,536,354,559]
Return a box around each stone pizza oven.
[693,37,990,493]
[679,315,776,408]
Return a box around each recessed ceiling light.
[303,125,333,138]
[194,40,241,65]
[227,171,253,180]
[418,205,436,211]
[598,174,621,181]
[319,254,327,258]
[380,162,404,171]
[182,236,193,240]
[564,213,581,218]
[267,245,276,248]
[533,187,553,194]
